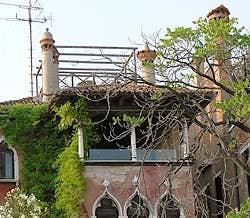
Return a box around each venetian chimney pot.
[40,28,59,103]
[207,4,230,20]
[137,43,157,85]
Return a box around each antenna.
[0,0,51,97]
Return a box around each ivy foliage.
[0,104,69,207]
[54,97,91,129]
[53,97,96,155]
[0,104,47,146]
[54,132,85,218]
[0,97,93,217]
[53,97,93,217]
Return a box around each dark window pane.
[95,197,118,218]
[158,196,180,218]
[127,194,149,218]
[215,176,223,218]
[0,149,14,179]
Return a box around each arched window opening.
[95,196,119,218]
[0,144,14,179]
[127,193,150,218]
[158,195,180,218]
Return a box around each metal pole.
[28,0,34,97]
[133,49,137,83]
[55,45,137,50]
[0,1,48,97]
[35,74,39,96]
[71,73,74,87]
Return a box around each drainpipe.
[130,126,137,161]
[78,127,84,160]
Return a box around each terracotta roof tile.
[63,83,194,95]
[74,83,158,94]
[0,97,43,106]
[0,84,215,106]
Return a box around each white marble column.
[130,126,137,161]
[182,119,189,158]
[78,127,84,160]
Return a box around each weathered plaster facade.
[84,163,195,217]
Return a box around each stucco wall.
[0,182,16,204]
[84,163,195,218]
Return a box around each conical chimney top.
[137,43,156,63]
[207,4,230,20]
[137,43,156,85]
[40,28,55,47]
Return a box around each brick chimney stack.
[137,43,157,85]
[206,5,231,123]
[207,4,230,20]
[40,28,59,103]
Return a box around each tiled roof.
[50,83,215,111]
[63,83,159,95]
[0,97,43,106]
[62,82,209,96]
[0,83,215,106]
[55,83,215,99]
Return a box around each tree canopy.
[152,16,250,170]
[145,15,250,216]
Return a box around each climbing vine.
[53,97,94,217]
[0,104,68,207]
[0,97,94,217]
[53,132,85,217]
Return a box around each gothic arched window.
[127,193,150,218]
[95,196,119,218]
[158,195,180,218]
[0,144,14,179]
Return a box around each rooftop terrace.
[35,45,140,96]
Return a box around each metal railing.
[34,45,139,96]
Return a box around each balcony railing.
[88,149,177,161]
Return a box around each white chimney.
[137,43,157,85]
[40,28,59,103]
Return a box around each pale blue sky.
[0,0,249,101]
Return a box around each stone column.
[78,127,84,160]
[181,119,189,158]
[130,126,137,161]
